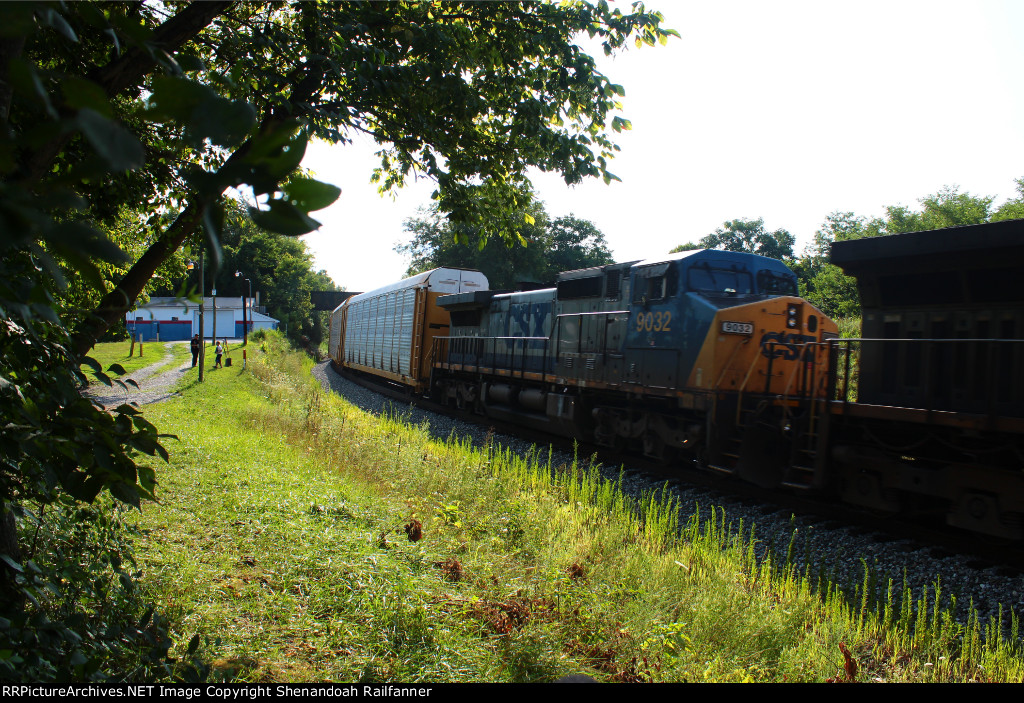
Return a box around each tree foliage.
[672,217,796,262]
[0,0,674,680]
[399,198,615,289]
[987,178,1024,222]
[56,0,675,353]
[800,186,997,318]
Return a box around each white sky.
[299,0,1024,293]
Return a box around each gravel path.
[311,359,1024,635]
[85,341,195,408]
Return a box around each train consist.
[329,221,1024,540]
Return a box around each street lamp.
[235,271,251,346]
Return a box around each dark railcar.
[827,221,1024,537]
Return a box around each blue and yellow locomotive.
[429,249,838,487]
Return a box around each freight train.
[329,221,1024,540]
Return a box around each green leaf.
[177,53,207,73]
[245,121,302,161]
[145,76,254,147]
[9,58,56,119]
[138,607,154,630]
[63,473,105,503]
[106,363,126,375]
[62,77,112,118]
[137,464,157,492]
[41,7,78,43]
[0,4,36,38]
[249,199,321,237]
[76,108,145,172]
[80,356,102,373]
[0,554,23,573]
[282,177,341,213]
[47,221,129,266]
[190,93,255,148]
[75,3,109,31]
[109,482,141,509]
[145,75,206,122]
[202,201,225,273]
[246,130,309,184]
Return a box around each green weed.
[128,330,1024,682]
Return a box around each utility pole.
[211,281,217,350]
[235,271,251,347]
[198,249,205,382]
[189,251,206,382]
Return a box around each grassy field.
[128,331,1024,682]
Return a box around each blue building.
[125,296,279,341]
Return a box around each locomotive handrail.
[735,339,830,425]
[430,334,553,382]
[777,340,833,441]
[554,310,630,317]
[735,342,770,422]
[714,334,752,390]
[779,340,830,401]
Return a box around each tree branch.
[19,1,235,185]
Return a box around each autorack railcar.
[328,267,489,393]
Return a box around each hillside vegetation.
[106,331,1023,682]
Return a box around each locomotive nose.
[688,296,837,399]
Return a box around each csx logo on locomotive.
[759,331,816,360]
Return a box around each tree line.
[672,181,1024,319]
[399,181,1024,318]
[398,192,615,289]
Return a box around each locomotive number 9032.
[721,321,754,335]
[636,311,672,332]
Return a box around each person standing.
[190,334,200,367]
[214,339,223,368]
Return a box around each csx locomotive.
[329,222,1024,540]
[330,248,839,497]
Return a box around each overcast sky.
[298,0,1024,293]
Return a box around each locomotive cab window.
[632,264,677,304]
[687,264,754,295]
[756,270,798,296]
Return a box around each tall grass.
[134,330,1024,682]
